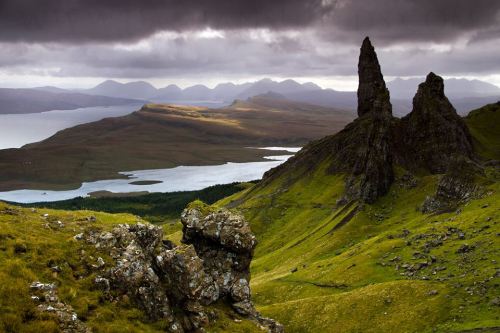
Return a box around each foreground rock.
[80,205,282,333]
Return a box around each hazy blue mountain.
[0,88,143,114]
[33,86,71,93]
[211,82,251,101]
[236,78,321,100]
[154,84,183,100]
[83,80,157,99]
[181,84,213,100]
[33,77,499,115]
[282,88,356,110]
[388,77,500,99]
[151,78,321,104]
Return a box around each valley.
[0,96,353,192]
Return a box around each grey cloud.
[0,0,330,43]
[323,0,500,44]
[0,1,499,84]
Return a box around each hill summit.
[262,37,476,204]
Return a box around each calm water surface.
[0,104,141,149]
[0,148,300,203]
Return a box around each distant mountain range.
[76,77,500,115]
[0,88,144,114]
[387,77,500,99]
[3,76,499,115]
[76,78,324,103]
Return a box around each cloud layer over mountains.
[0,0,499,87]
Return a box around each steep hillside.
[211,38,500,332]
[465,102,500,161]
[0,98,353,191]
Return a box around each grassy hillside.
[209,106,500,332]
[0,202,263,333]
[0,98,353,191]
[465,102,500,160]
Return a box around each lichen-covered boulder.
[83,223,182,331]
[181,206,256,297]
[79,211,282,333]
[182,207,257,253]
[181,204,283,332]
[156,244,219,305]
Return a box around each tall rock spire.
[357,37,392,117]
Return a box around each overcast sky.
[1,0,500,90]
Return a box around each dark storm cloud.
[1,0,499,44]
[325,0,500,43]
[0,0,330,42]
[0,0,499,85]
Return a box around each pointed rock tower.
[401,72,474,173]
[260,37,395,203]
[357,37,392,118]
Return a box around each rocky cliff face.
[401,72,474,173]
[79,207,282,333]
[259,37,478,205]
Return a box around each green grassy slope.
[0,202,263,333]
[214,108,500,332]
[465,102,500,160]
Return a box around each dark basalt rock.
[257,37,479,206]
[325,37,395,203]
[327,115,395,203]
[401,72,474,173]
[357,37,392,118]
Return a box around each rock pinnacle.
[357,37,392,117]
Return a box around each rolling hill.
[0,96,354,191]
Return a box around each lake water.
[0,148,299,203]
[0,104,142,149]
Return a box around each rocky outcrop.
[30,281,90,333]
[79,208,282,333]
[357,37,392,118]
[421,158,484,213]
[318,37,394,203]
[258,37,480,206]
[181,206,257,314]
[401,72,474,173]
[180,206,282,332]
